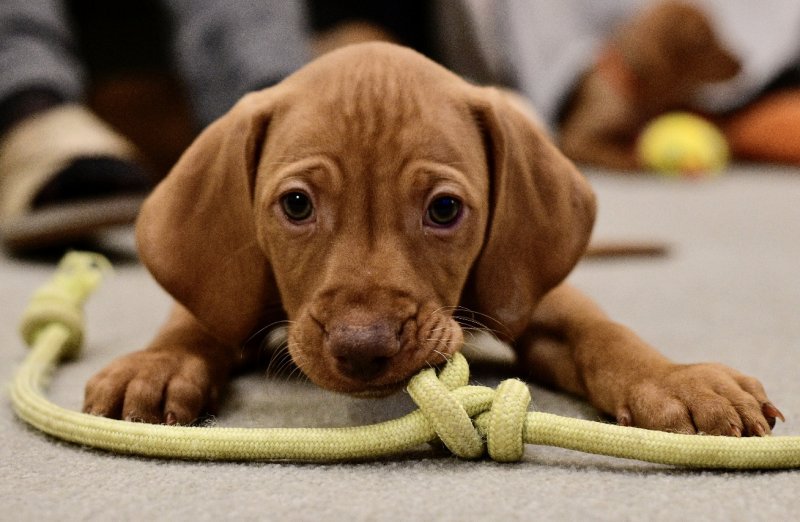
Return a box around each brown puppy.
[84,43,782,436]
[559,1,741,170]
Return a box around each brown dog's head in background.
[135,43,596,394]
[615,0,741,108]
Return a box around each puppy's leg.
[560,132,641,171]
[84,303,236,425]
[559,77,642,171]
[516,284,783,436]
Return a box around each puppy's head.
[137,43,595,394]
[621,1,740,98]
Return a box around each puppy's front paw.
[83,349,225,425]
[617,363,784,436]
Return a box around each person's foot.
[0,97,152,252]
[32,156,151,208]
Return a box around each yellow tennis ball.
[637,112,729,176]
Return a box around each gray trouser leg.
[167,0,311,128]
[0,0,85,103]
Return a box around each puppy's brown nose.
[327,322,400,381]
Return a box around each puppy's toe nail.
[616,407,632,427]
[762,402,785,425]
[751,422,767,437]
[165,411,177,425]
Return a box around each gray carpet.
[2,166,799,521]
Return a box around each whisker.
[283,357,309,384]
[426,325,492,340]
[269,339,312,384]
[461,337,484,350]
[242,319,295,349]
[439,305,509,329]
[273,352,298,378]
[432,349,450,364]
[423,336,459,345]
[454,316,491,329]
[264,342,290,377]
[456,320,508,340]
[427,305,510,338]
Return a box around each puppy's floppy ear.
[136,89,283,344]
[466,89,597,339]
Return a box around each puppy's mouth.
[287,310,464,395]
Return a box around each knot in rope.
[19,252,110,359]
[407,353,532,462]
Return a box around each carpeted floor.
[2,166,799,521]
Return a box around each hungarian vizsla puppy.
[559,1,741,170]
[84,43,782,436]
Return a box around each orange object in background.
[723,89,800,166]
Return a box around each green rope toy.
[10,252,800,468]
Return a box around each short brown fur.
[85,43,780,436]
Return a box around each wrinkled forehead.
[262,61,487,181]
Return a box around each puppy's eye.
[426,196,462,227]
[281,191,314,222]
